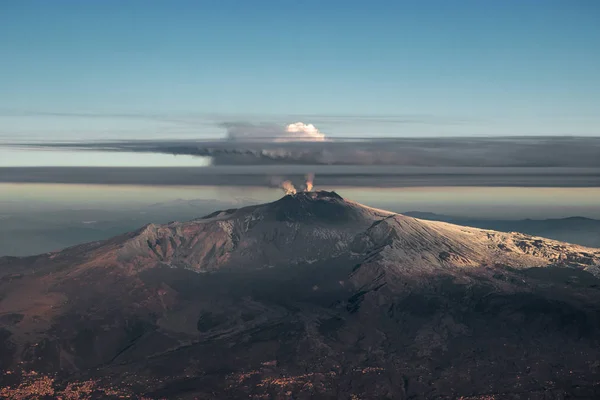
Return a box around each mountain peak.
[268,190,365,224]
[284,190,344,201]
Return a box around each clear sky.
[1,0,599,139]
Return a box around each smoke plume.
[305,173,314,191]
[280,180,297,195]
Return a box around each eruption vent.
[280,180,297,195]
[305,173,315,192]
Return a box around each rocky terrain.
[1,191,600,399]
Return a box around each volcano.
[1,191,600,399]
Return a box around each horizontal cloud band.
[11,136,600,168]
[1,166,599,187]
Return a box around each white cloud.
[279,122,325,142]
[224,121,326,142]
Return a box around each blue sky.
[1,0,599,139]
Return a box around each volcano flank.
[1,191,600,399]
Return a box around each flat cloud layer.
[13,135,600,167]
[3,135,600,188]
[1,166,599,188]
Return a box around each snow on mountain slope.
[36,190,598,277]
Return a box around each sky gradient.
[1,0,600,140]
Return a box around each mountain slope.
[1,191,600,399]
[403,211,600,248]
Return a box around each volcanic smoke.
[305,173,314,192]
[280,180,297,195]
